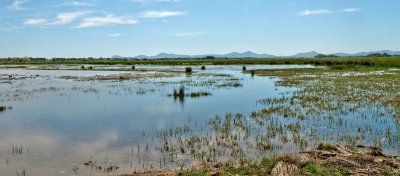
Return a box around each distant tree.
[366,53,391,57]
[315,54,339,58]
[205,56,215,59]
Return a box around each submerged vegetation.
[246,66,400,120]
[120,65,400,175]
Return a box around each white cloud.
[76,14,138,28]
[300,7,362,16]
[342,8,362,13]
[50,11,91,25]
[172,32,204,37]
[132,0,180,3]
[299,9,332,16]
[107,33,122,37]
[62,1,95,7]
[7,0,27,11]
[141,11,187,18]
[23,18,47,25]
[157,0,181,2]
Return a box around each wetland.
[0,62,399,175]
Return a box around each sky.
[0,0,399,58]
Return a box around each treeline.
[1,52,398,62]
[314,52,398,58]
[1,56,400,68]
[0,57,47,61]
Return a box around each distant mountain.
[154,53,191,58]
[220,51,276,58]
[333,50,400,57]
[111,55,125,59]
[290,51,320,58]
[112,50,400,59]
[117,51,277,59]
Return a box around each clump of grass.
[201,66,206,70]
[173,86,185,98]
[169,86,211,99]
[347,145,360,153]
[319,142,335,150]
[16,170,26,176]
[88,66,93,70]
[132,65,135,69]
[189,92,212,98]
[185,67,192,73]
[9,144,28,155]
[300,162,352,176]
[216,83,242,88]
[242,66,247,71]
[276,154,299,165]
[81,65,85,70]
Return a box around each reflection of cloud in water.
[0,131,64,175]
[0,130,165,175]
[73,131,119,159]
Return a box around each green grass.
[300,163,352,176]
[178,171,210,176]
[179,159,354,176]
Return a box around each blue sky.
[0,0,399,58]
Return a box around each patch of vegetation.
[301,162,352,176]
[2,57,400,68]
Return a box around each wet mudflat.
[0,65,398,176]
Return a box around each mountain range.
[112,50,400,59]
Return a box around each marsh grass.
[126,65,400,175]
[169,86,212,101]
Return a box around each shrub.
[185,67,192,73]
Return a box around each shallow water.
[0,65,398,175]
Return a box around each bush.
[185,67,192,73]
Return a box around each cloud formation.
[50,11,91,25]
[62,1,95,7]
[23,18,47,25]
[300,9,332,16]
[172,32,204,37]
[7,0,27,11]
[141,11,187,18]
[299,7,362,16]
[342,8,362,13]
[107,33,122,37]
[76,15,138,28]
